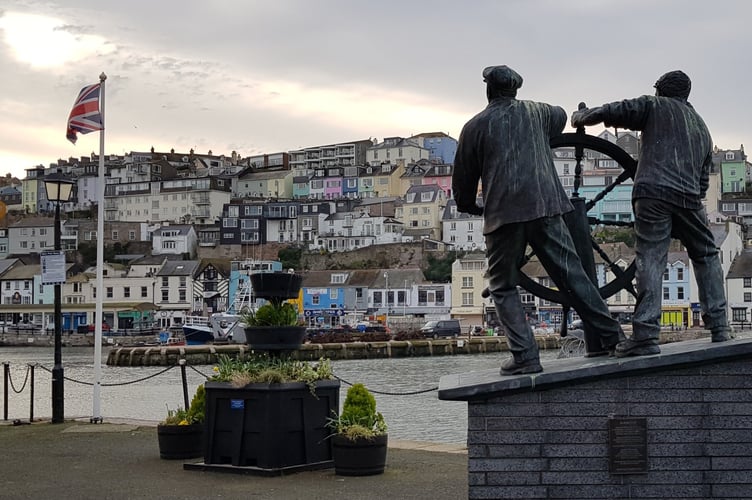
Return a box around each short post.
[29,364,35,422]
[3,363,8,421]
[179,359,189,410]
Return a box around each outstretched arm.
[572,97,651,131]
[571,106,607,128]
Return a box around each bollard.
[179,359,189,410]
[29,364,35,422]
[3,363,8,421]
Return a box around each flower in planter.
[211,354,333,393]
[328,383,387,440]
[158,384,205,460]
[161,384,206,426]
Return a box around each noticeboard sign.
[41,251,66,285]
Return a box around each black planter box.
[250,272,303,300]
[157,423,204,460]
[198,379,340,475]
[245,326,307,351]
[332,433,388,476]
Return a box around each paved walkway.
[0,418,468,500]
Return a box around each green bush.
[329,383,387,440]
[186,384,205,424]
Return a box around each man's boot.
[500,356,542,375]
[711,327,732,343]
[614,338,660,358]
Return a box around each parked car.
[420,319,462,339]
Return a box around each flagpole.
[92,72,106,423]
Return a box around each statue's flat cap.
[482,65,523,90]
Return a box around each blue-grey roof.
[156,260,199,276]
[728,250,752,279]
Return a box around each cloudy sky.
[1,0,751,179]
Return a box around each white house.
[441,199,485,251]
[151,225,198,258]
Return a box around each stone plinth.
[439,338,752,499]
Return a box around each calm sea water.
[0,345,580,444]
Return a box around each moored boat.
[181,317,214,345]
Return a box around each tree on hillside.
[423,251,461,282]
[278,245,303,271]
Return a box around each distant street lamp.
[403,279,408,317]
[44,169,74,424]
[384,272,389,328]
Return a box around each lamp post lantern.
[44,169,74,424]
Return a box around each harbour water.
[0,346,560,445]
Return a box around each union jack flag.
[66,83,103,144]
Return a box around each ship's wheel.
[517,129,638,306]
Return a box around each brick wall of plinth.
[467,358,752,499]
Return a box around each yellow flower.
[178,419,189,426]
[213,366,219,372]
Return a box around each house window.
[161,290,169,302]
[106,287,113,298]
[312,295,320,305]
[462,276,473,288]
[745,278,752,288]
[141,286,148,298]
[373,291,382,306]
[461,292,474,306]
[179,289,186,302]
[112,230,119,240]
[123,287,130,298]
[676,268,684,281]
[732,308,747,322]
[745,292,752,303]
[677,287,684,300]
[663,269,669,281]
[162,277,169,287]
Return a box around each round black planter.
[331,433,388,476]
[250,272,303,300]
[245,325,307,351]
[157,423,204,459]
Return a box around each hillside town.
[0,131,751,336]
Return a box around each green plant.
[328,383,387,441]
[186,384,205,424]
[240,301,300,326]
[211,354,334,394]
[161,406,190,426]
[161,384,205,425]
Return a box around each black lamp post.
[44,169,74,424]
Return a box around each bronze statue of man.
[453,65,625,375]
[571,70,731,357]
